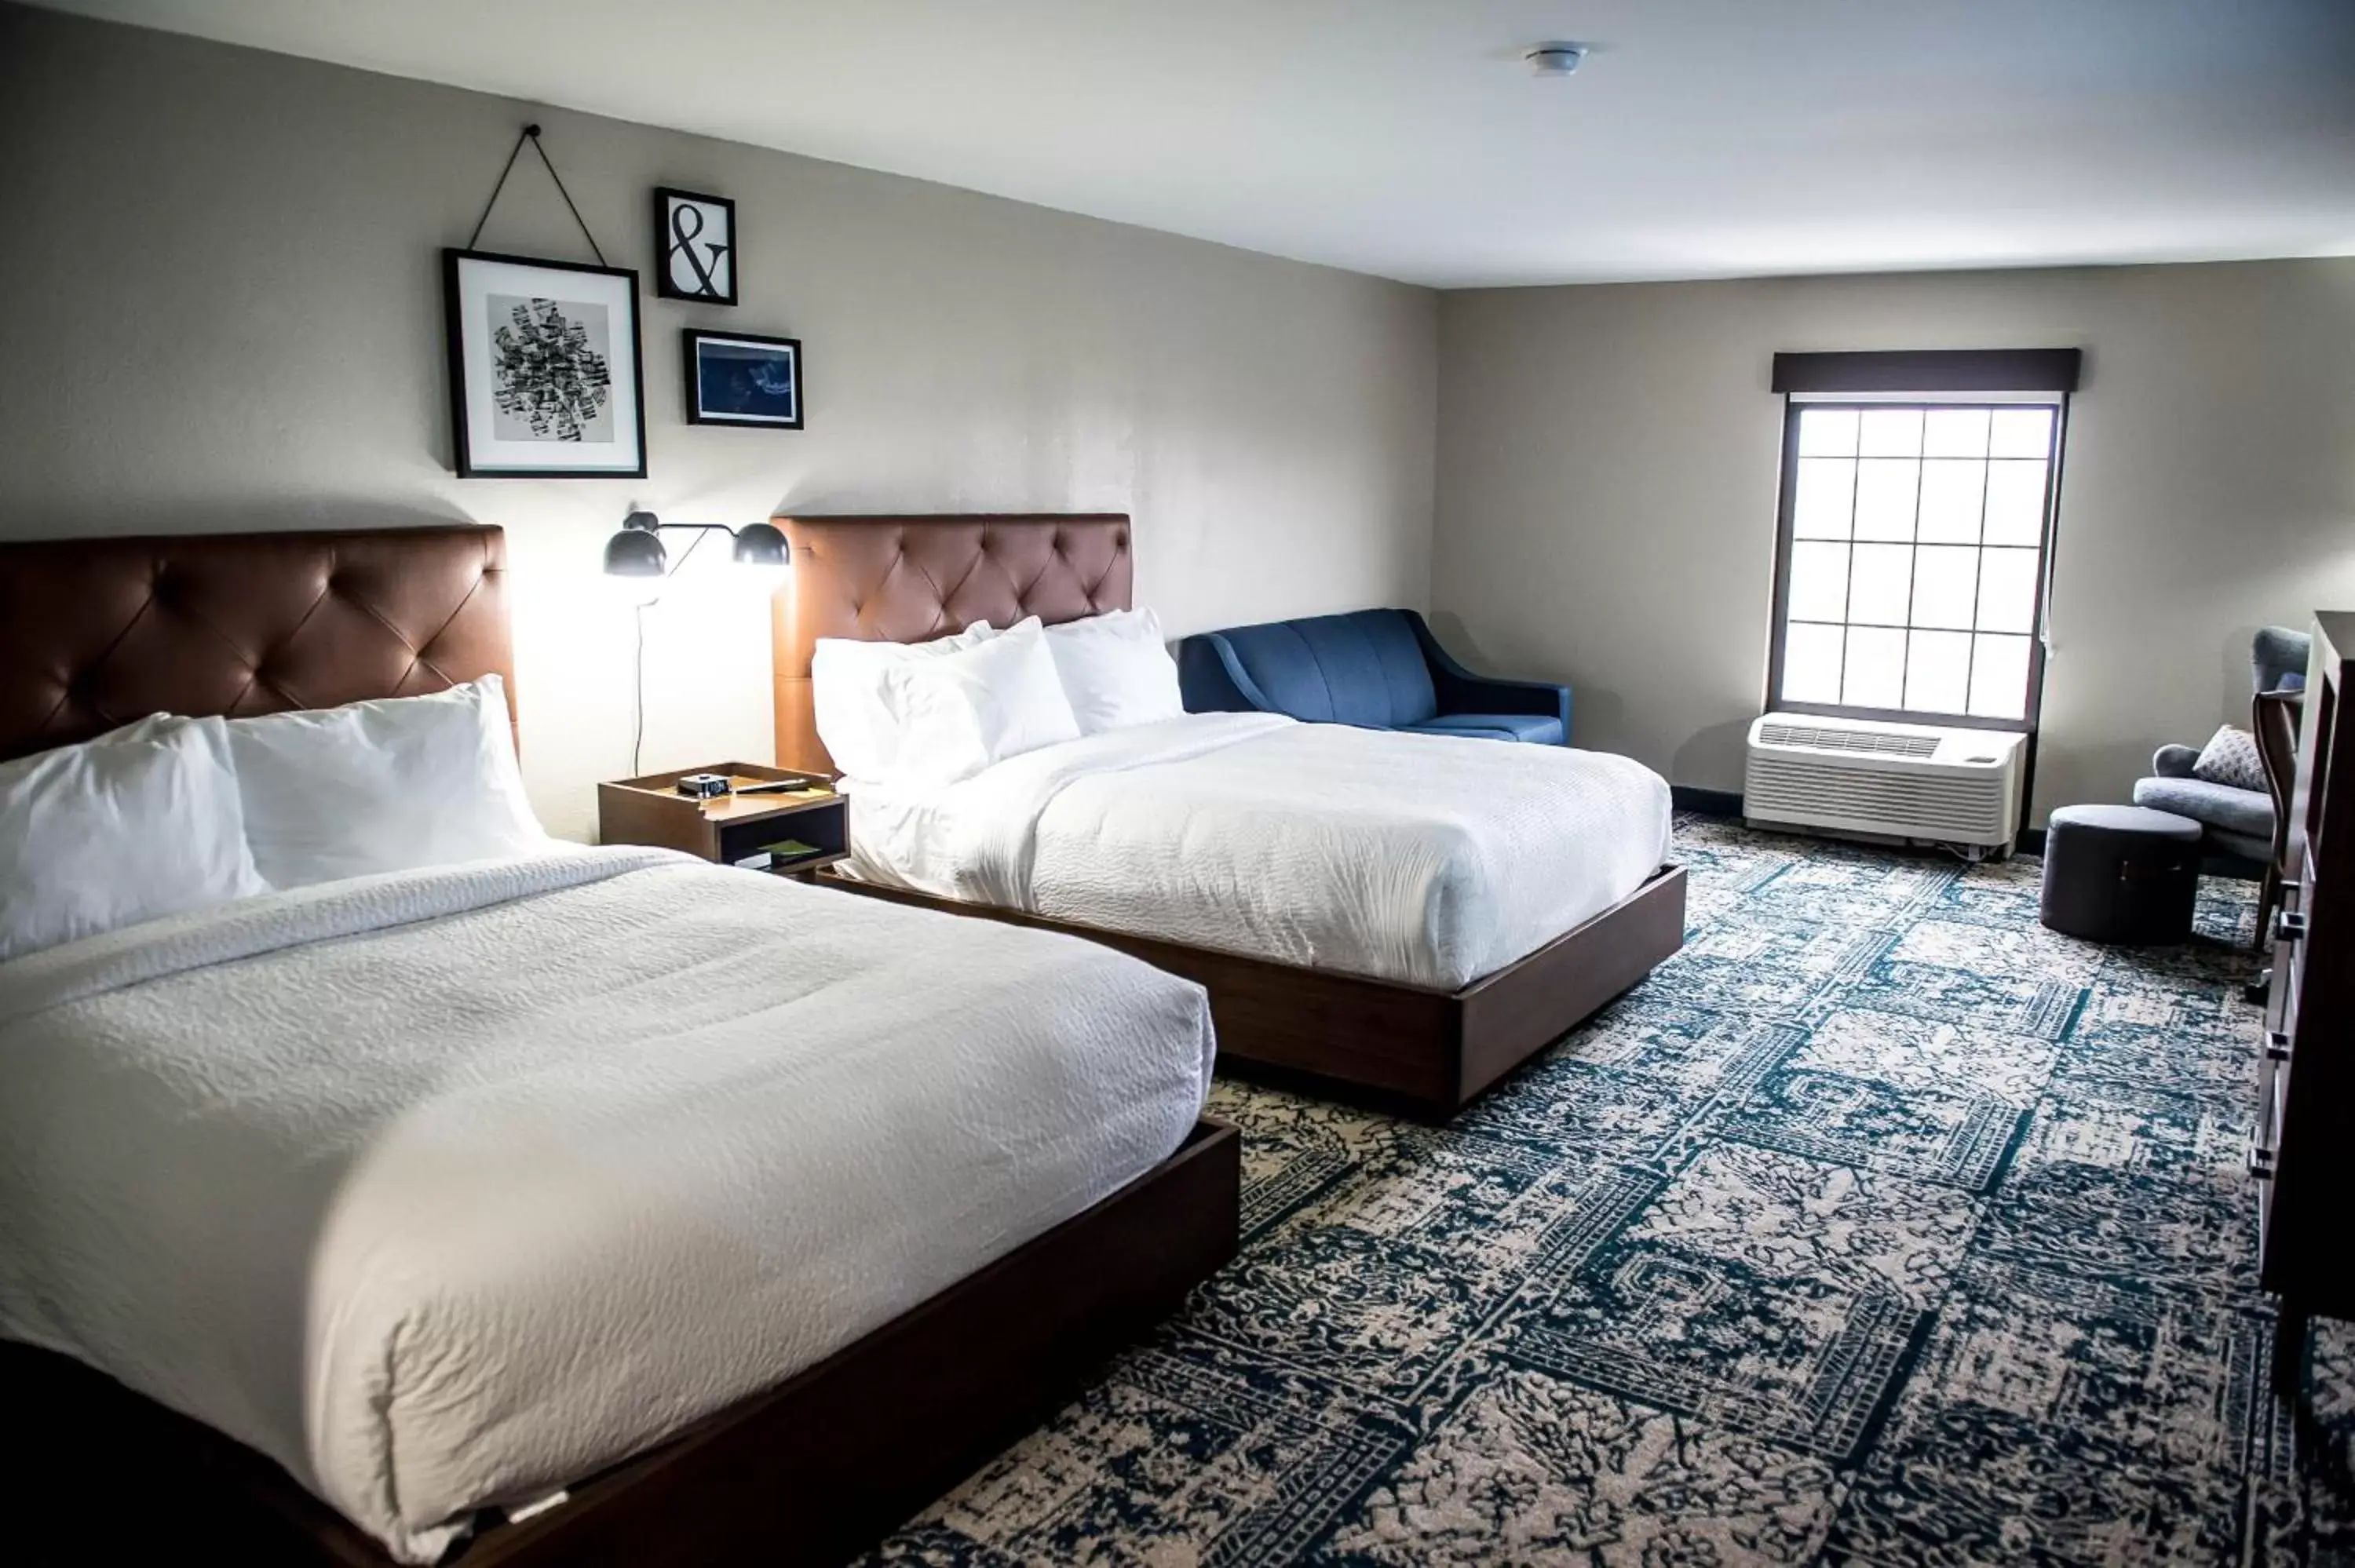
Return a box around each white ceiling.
[36,0,2355,287]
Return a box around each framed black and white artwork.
[683,329,803,429]
[655,187,737,306]
[443,249,646,479]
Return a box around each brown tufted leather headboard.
[0,526,513,762]
[770,514,1133,775]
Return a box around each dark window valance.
[1771,348,2083,395]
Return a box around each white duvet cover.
[848,713,1674,990]
[0,848,1214,1563]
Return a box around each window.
[1766,351,2078,730]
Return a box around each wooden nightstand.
[598,762,849,881]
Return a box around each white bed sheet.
[846,713,1674,989]
[0,848,1213,1563]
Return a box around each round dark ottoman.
[2039,804,2203,943]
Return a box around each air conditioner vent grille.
[1747,756,2005,836]
[1755,721,1940,759]
[1744,713,2025,849]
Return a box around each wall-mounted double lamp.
[601,509,789,577]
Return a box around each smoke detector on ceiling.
[1524,41,1589,78]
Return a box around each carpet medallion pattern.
[871,818,2355,1566]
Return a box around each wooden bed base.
[0,524,1243,1566]
[8,1118,1242,1567]
[822,867,1689,1119]
[765,513,1688,1118]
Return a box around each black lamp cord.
[631,600,648,776]
[627,528,708,776]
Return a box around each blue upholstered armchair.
[2131,625,2309,861]
[1177,608,1571,745]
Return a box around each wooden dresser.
[2256,610,2355,1395]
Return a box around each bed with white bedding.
[0,522,1238,1568]
[0,846,1213,1564]
[770,512,1688,1118]
[845,710,1674,990]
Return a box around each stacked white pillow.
[1041,607,1185,735]
[811,621,999,782]
[0,675,550,965]
[224,674,547,889]
[878,618,1083,787]
[0,714,268,963]
[813,607,1187,789]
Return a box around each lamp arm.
[641,517,787,561]
[659,527,713,578]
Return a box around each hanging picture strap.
[467,123,609,266]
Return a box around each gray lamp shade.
[732,522,789,567]
[602,525,668,577]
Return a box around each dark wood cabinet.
[2257,611,2355,1395]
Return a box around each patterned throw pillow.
[2192,724,2267,791]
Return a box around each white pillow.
[1043,607,1185,735]
[811,622,997,782]
[880,618,1082,787]
[227,675,547,889]
[0,716,268,962]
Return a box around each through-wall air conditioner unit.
[1743,713,2027,859]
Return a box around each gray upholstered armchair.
[2131,626,2309,862]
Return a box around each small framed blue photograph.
[682,328,801,429]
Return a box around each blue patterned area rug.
[871,816,2355,1566]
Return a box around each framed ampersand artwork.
[655,187,738,306]
[442,248,648,479]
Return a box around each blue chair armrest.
[1178,632,1280,715]
[2152,743,2200,778]
[1404,611,1572,742]
[2254,625,2311,694]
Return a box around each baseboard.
[1671,785,1743,818]
[1679,793,2252,878]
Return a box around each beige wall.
[0,5,1437,840]
[1435,260,2355,821]
[9,6,2348,844]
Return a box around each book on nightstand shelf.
[597,761,850,880]
[737,838,823,872]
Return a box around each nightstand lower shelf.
[599,761,850,879]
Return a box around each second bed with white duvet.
[845,713,1675,990]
